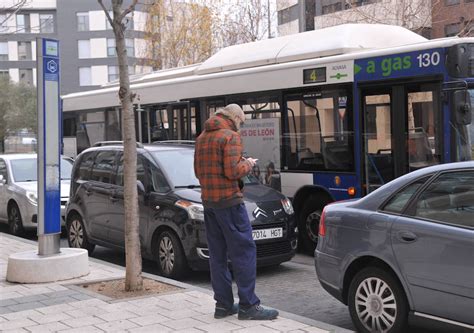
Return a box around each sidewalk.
[0,233,352,333]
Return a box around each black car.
[66,142,297,279]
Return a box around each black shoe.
[238,304,279,320]
[214,303,239,319]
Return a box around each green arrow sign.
[354,64,362,75]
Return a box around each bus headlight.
[175,200,204,220]
[281,198,294,215]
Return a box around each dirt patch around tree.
[81,277,182,300]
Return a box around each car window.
[148,160,170,193]
[382,177,430,214]
[413,170,474,228]
[10,158,36,182]
[150,149,199,187]
[75,152,95,181]
[0,159,7,182]
[91,151,116,183]
[60,158,74,180]
[116,154,146,187]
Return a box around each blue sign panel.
[355,48,445,81]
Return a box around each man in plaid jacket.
[194,104,278,321]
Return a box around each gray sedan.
[0,154,73,235]
[315,162,474,333]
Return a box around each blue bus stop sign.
[37,38,61,255]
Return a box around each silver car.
[315,162,474,333]
[0,154,73,235]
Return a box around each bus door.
[167,101,198,141]
[361,81,442,193]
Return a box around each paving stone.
[293,327,330,333]
[263,318,309,331]
[195,320,244,332]
[35,303,75,315]
[25,321,70,332]
[14,295,48,304]
[94,319,139,332]
[59,315,105,328]
[57,325,104,333]
[2,309,42,321]
[28,312,72,325]
[69,293,91,301]
[128,323,173,333]
[128,313,168,326]
[1,292,24,300]
[7,302,44,313]
[1,328,29,333]
[96,310,137,322]
[0,318,38,330]
[1,298,19,307]
[233,325,281,333]
[157,308,203,320]
[68,299,109,309]
[161,317,207,330]
[0,306,13,314]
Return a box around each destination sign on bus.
[354,48,445,81]
[303,67,326,84]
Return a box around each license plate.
[252,227,283,240]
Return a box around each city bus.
[62,24,474,253]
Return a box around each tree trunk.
[109,0,143,292]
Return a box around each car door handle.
[397,231,418,243]
[85,190,92,196]
[109,196,118,203]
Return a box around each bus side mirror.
[453,90,472,125]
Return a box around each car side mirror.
[0,175,5,185]
[137,180,145,194]
[453,90,472,125]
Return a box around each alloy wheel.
[355,277,397,333]
[305,211,321,243]
[8,206,21,235]
[159,236,175,274]
[69,219,84,248]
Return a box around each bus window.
[285,91,354,172]
[151,108,169,141]
[233,97,281,190]
[406,86,442,171]
[454,88,474,161]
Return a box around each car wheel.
[8,203,24,236]
[299,196,327,254]
[348,267,408,333]
[67,213,95,254]
[154,230,188,279]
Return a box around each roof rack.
[152,140,195,145]
[92,141,144,148]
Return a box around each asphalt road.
[3,227,457,333]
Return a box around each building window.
[77,12,89,31]
[108,66,119,82]
[0,70,9,81]
[40,14,54,33]
[108,65,135,81]
[19,69,33,86]
[0,14,7,33]
[18,41,32,60]
[445,0,460,4]
[445,22,461,36]
[125,13,134,30]
[322,2,342,14]
[78,40,91,59]
[0,42,8,61]
[126,38,134,56]
[16,14,30,33]
[106,11,113,29]
[277,4,299,25]
[107,38,116,57]
[79,67,92,86]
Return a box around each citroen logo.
[253,207,268,218]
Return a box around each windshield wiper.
[175,185,201,189]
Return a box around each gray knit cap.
[215,104,245,129]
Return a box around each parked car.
[315,162,474,333]
[0,154,74,235]
[66,142,297,279]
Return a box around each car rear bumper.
[315,249,345,304]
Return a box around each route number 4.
[417,52,440,68]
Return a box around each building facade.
[277,0,473,38]
[0,0,152,94]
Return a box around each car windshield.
[151,149,200,188]
[10,157,74,182]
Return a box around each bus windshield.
[468,89,474,160]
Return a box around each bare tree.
[143,0,213,69]
[97,0,143,292]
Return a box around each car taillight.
[319,208,326,237]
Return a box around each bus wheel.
[299,196,327,254]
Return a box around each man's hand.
[247,157,258,167]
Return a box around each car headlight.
[281,198,294,215]
[26,191,37,205]
[175,200,204,220]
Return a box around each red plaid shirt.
[194,114,252,208]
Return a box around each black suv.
[66,142,297,279]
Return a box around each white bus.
[62,24,474,252]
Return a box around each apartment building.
[0,0,152,94]
[277,0,473,38]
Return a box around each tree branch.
[97,0,114,27]
[118,0,139,22]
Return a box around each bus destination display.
[303,67,326,84]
